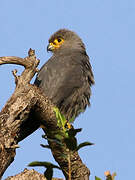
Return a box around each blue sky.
[0,0,135,179]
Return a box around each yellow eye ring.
[53,38,64,45]
[48,38,64,51]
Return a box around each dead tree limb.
[5,169,63,180]
[0,49,90,180]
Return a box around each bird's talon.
[66,122,72,129]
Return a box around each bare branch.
[5,169,63,180]
[0,56,24,66]
[0,49,90,180]
[0,49,39,69]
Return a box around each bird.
[34,29,94,121]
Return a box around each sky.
[0,0,135,179]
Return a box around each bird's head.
[47,29,86,53]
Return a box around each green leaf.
[42,135,63,145]
[28,161,45,167]
[44,167,53,180]
[40,144,51,149]
[76,141,94,151]
[64,136,77,151]
[95,176,102,180]
[53,107,67,130]
[28,161,61,169]
[69,115,75,123]
[60,113,67,128]
[53,107,62,127]
[54,134,63,141]
[67,128,82,137]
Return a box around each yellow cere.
[51,38,64,49]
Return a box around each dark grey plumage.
[34,29,94,120]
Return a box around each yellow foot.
[66,122,72,129]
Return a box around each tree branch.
[5,169,63,180]
[0,49,90,179]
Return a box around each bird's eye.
[53,38,64,46]
[57,38,62,43]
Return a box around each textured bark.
[5,169,63,180]
[0,49,90,180]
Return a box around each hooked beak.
[47,43,54,52]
